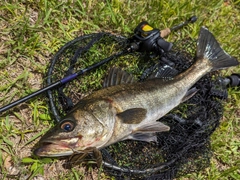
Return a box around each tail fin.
[197,27,239,71]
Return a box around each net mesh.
[46,32,227,179]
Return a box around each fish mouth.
[34,137,80,157]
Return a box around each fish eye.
[60,120,75,132]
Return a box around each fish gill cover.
[46,32,228,179]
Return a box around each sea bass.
[34,27,239,162]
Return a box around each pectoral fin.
[117,108,147,124]
[124,121,170,143]
[181,87,199,102]
[124,133,158,143]
[134,121,170,133]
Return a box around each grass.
[0,0,239,179]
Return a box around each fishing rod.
[0,16,201,114]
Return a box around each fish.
[34,27,239,164]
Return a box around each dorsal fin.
[103,68,136,88]
[148,64,179,80]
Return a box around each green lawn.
[0,0,239,179]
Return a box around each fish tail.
[197,27,239,71]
